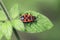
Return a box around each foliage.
[0,3,53,40]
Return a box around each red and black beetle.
[20,13,36,23]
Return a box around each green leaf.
[0,10,7,21]
[0,22,3,40]
[0,31,3,40]
[11,19,25,31]
[1,21,12,40]
[23,11,53,33]
[9,3,19,19]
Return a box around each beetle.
[20,13,36,23]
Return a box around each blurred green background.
[1,0,60,40]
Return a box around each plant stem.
[0,1,20,40]
[13,28,20,40]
